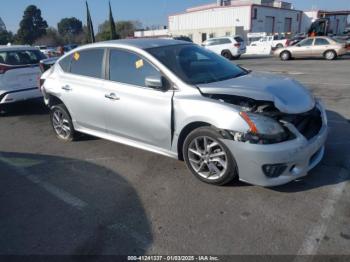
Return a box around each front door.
[293,38,315,58]
[103,48,173,150]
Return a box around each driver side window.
[109,49,162,88]
[299,38,314,47]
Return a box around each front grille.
[280,107,322,140]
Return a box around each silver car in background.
[40,39,328,187]
[275,36,348,61]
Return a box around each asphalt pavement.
[0,55,349,257]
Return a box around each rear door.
[313,38,331,57]
[0,49,44,92]
[57,48,108,132]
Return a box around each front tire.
[280,51,291,61]
[50,104,76,142]
[183,127,238,186]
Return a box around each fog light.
[262,164,287,178]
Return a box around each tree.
[96,20,141,41]
[108,1,118,40]
[16,5,48,45]
[34,27,63,46]
[85,1,95,43]
[57,17,83,38]
[0,30,13,45]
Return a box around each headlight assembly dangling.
[228,112,287,144]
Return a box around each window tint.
[59,55,71,72]
[315,38,330,45]
[70,49,104,78]
[109,49,161,87]
[218,38,231,44]
[0,50,45,65]
[298,38,314,46]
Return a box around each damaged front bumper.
[221,103,328,187]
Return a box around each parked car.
[250,35,290,49]
[172,36,193,43]
[275,36,348,61]
[39,57,59,72]
[40,39,327,187]
[202,36,246,59]
[0,45,45,111]
[37,45,59,57]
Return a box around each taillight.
[0,64,10,74]
[234,43,241,47]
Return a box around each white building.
[169,0,302,44]
[134,28,169,38]
[301,10,350,35]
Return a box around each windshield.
[146,44,247,85]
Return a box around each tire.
[221,50,232,60]
[324,50,337,60]
[50,104,76,142]
[183,126,238,186]
[280,51,291,61]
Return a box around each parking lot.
[0,55,350,256]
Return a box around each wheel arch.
[323,49,337,58]
[177,121,211,161]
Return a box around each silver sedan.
[40,39,327,186]
[275,36,348,61]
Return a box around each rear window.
[0,50,46,65]
[234,36,244,42]
[70,48,104,78]
[59,55,71,72]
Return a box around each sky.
[1,0,350,33]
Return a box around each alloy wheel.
[187,136,228,180]
[52,109,71,140]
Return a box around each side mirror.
[145,75,167,90]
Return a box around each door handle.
[105,93,120,100]
[61,85,72,91]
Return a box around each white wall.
[134,29,168,38]
[251,6,301,34]
[169,6,251,32]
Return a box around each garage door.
[265,16,275,33]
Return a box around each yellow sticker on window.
[73,52,80,61]
[135,59,144,69]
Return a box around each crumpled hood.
[197,72,315,114]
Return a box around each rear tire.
[280,51,291,61]
[324,50,337,60]
[50,104,76,142]
[221,50,233,60]
[183,127,238,186]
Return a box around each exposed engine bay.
[204,93,323,144]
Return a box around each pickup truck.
[250,35,290,49]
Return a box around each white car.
[250,35,290,49]
[0,46,45,111]
[202,36,246,59]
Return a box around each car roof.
[97,38,192,50]
[0,45,39,52]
